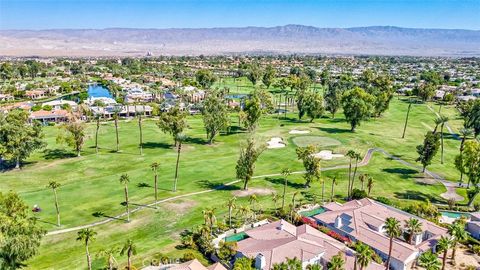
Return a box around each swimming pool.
[440,211,471,219]
[224,232,249,242]
[300,207,326,217]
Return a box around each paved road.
[46,147,459,236]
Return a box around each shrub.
[351,188,367,200]
[376,196,393,205]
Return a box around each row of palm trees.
[76,228,137,270]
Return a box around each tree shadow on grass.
[196,179,240,191]
[35,218,58,227]
[223,125,246,136]
[394,190,445,204]
[265,177,305,189]
[137,182,152,188]
[382,168,418,179]
[43,149,76,160]
[142,142,172,149]
[184,136,208,145]
[316,127,351,134]
[92,211,127,222]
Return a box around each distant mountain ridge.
[0,25,479,57]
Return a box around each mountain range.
[0,25,479,57]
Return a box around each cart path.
[47,148,460,236]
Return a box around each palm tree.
[226,197,236,228]
[366,176,374,197]
[94,115,101,154]
[437,236,451,270]
[272,193,280,214]
[350,152,362,196]
[236,205,251,223]
[120,239,137,270]
[48,181,61,227]
[173,133,186,192]
[457,128,473,184]
[330,176,337,202]
[402,99,413,139]
[281,168,292,210]
[96,247,119,270]
[151,162,160,205]
[346,150,356,198]
[119,174,131,222]
[249,194,258,220]
[291,191,299,210]
[113,107,121,152]
[404,218,422,244]
[439,116,449,164]
[77,228,97,270]
[355,242,374,270]
[286,257,302,270]
[384,217,401,269]
[433,117,443,134]
[418,251,441,270]
[448,222,467,265]
[359,174,368,190]
[137,106,144,155]
[202,207,217,233]
[327,252,345,270]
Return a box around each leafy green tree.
[0,110,45,168]
[462,99,480,137]
[327,252,345,270]
[296,145,321,188]
[233,257,253,270]
[236,136,264,190]
[48,181,62,227]
[305,91,325,122]
[366,176,374,196]
[202,207,217,233]
[195,69,217,89]
[341,87,374,132]
[77,228,96,270]
[202,90,230,143]
[416,131,441,172]
[246,63,263,86]
[157,106,187,146]
[415,83,436,102]
[384,217,401,269]
[0,192,45,269]
[119,174,131,222]
[57,120,86,157]
[462,140,480,206]
[120,239,137,270]
[324,85,342,118]
[262,65,276,88]
[418,251,441,270]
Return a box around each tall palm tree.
[236,205,251,223]
[384,217,401,270]
[272,193,280,213]
[150,162,160,205]
[350,152,362,196]
[418,251,441,270]
[94,114,101,154]
[48,181,61,227]
[113,107,121,152]
[286,257,302,270]
[137,106,143,155]
[96,247,119,270]
[249,194,258,220]
[226,197,237,228]
[366,176,374,197]
[405,218,422,244]
[359,174,368,190]
[281,168,292,210]
[457,128,473,183]
[202,207,217,233]
[402,99,413,139]
[120,239,137,270]
[439,116,449,164]
[77,228,97,270]
[119,174,131,222]
[330,176,337,202]
[355,242,374,270]
[437,236,451,270]
[327,252,345,270]
[346,150,356,198]
[448,222,467,265]
[291,191,299,210]
[173,133,186,192]
[433,117,443,134]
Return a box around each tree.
[48,181,62,227]
[281,168,292,210]
[202,90,230,143]
[448,221,468,265]
[0,110,45,168]
[246,63,263,86]
[463,140,480,205]
[262,65,276,88]
[151,162,160,205]
[157,106,187,146]
[136,105,144,155]
[296,145,321,188]
[416,131,441,172]
[384,217,401,270]
[120,239,137,270]
[202,207,217,233]
[438,116,449,164]
[416,83,436,102]
[341,87,374,132]
[305,91,325,122]
[96,247,119,270]
[366,176,374,196]
[463,99,480,136]
[112,106,121,152]
[404,218,422,244]
[233,257,253,270]
[77,228,96,270]
[236,135,264,190]
[418,251,441,270]
[349,152,362,197]
[242,90,273,131]
[355,242,374,270]
[324,85,342,118]
[327,252,345,270]
[57,120,86,157]
[436,236,451,270]
[0,192,45,269]
[195,69,217,89]
[226,197,236,228]
[402,100,413,139]
[119,174,131,222]
[173,133,186,192]
[330,176,337,202]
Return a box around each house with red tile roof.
[143,259,227,270]
[29,109,70,123]
[236,219,383,270]
[313,198,449,270]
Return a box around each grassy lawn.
[0,97,471,269]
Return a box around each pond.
[300,207,326,217]
[224,232,249,242]
[87,84,112,98]
[440,211,471,219]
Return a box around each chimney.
[277,220,284,231]
[255,254,266,270]
[335,216,343,228]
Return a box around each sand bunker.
[232,188,275,197]
[289,129,310,134]
[312,150,344,160]
[267,137,286,149]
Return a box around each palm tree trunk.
[282,177,287,209]
[154,172,158,204]
[284,93,288,119]
[115,117,119,152]
[139,114,143,155]
[386,237,393,269]
[15,156,20,169]
[330,179,335,202]
[402,102,412,139]
[441,250,447,270]
[128,250,132,270]
[451,243,457,264]
[53,189,60,227]
[351,159,359,195]
[347,161,352,198]
[124,186,130,222]
[440,124,444,164]
[321,179,325,204]
[95,118,100,154]
[86,243,92,270]
[173,142,182,192]
[228,207,232,228]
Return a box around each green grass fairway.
[291,135,342,147]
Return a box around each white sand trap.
[289,129,310,134]
[232,188,275,197]
[312,150,344,160]
[267,137,286,149]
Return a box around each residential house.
[25,90,46,100]
[467,212,480,240]
[0,93,14,102]
[42,100,78,110]
[143,259,226,270]
[29,109,70,123]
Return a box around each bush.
[376,196,393,205]
[351,188,367,200]
[42,105,53,111]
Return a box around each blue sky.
[0,0,479,30]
